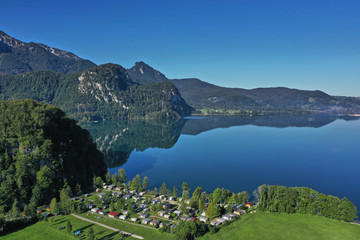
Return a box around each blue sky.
[1,0,360,96]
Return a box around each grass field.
[79,213,176,240]
[3,215,123,240]
[200,212,360,240]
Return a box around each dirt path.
[71,213,144,239]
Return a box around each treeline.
[0,100,106,214]
[257,185,358,222]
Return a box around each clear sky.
[1,0,360,96]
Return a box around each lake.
[85,114,360,210]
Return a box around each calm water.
[86,115,360,210]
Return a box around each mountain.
[0,30,96,74]
[127,61,360,114]
[127,61,169,84]
[0,64,192,121]
[0,99,107,213]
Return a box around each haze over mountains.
[1,30,359,120]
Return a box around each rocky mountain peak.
[127,61,168,84]
[0,30,25,48]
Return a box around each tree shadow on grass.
[103,231,122,239]
[75,223,95,233]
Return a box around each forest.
[0,99,107,214]
[256,184,358,222]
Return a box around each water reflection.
[83,114,359,168]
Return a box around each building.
[234,208,246,216]
[108,212,119,218]
[142,218,151,224]
[131,217,137,222]
[245,202,255,208]
[179,216,187,221]
[150,220,160,227]
[158,211,166,217]
[91,208,100,213]
[164,214,171,219]
[222,214,234,221]
[119,215,127,220]
[198,216,209,222]
[140,213,149,219]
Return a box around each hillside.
[0,100,107,213]
[0,64,192,121]
[127,61,360,114]
[200,212,360,240]
[0,30,96,74]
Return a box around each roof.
[108,211,119,216]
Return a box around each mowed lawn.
[200,212,360,240]
[3,215,123,240]
[79,213,176,240]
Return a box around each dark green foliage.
[0,100,106,213]
[0,64,192,122]
[257,185,358,222]
[173,221,208,240]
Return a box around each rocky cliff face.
[78,64,134,104]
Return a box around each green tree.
[118,168,127,184]
[24,203,36,217]
[60,188,73,214]
[109,200,115,212]
[105,172,111,184]
[142,176,149,191]
[159,182,168,195]
[50,198,60,215]
[206,201,220,218]
[213,188,222,203]
[182,182,189,200]
[131,174,141,192]
[172,185,178,198]
[8,199,20,218]
[94,176,104,189]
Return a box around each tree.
[50,198,60,215]
[118,168,127,184]
[94,176,104,189]
[190,187,202,209]
[60,188,73,214]
[206,201,220,218]
[66,220,72,234]
[159,182,168,195]
[142,176,149,191]
[172,185,178,198]
[24,203,36,217]
[131,174,141,192]
[8,199,20,218]
[105,172,111,184]
[213,188,222,203]
[109,200,115,212]
[182,182,189,200]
